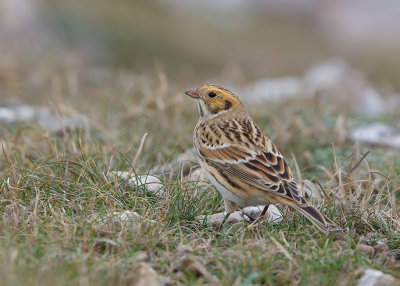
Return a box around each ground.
[0,64,399,286]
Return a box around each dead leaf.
[179,256,220,285]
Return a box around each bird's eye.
[208,92,217,98]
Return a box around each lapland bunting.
[185,84,338,233]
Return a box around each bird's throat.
[197,101,204,117]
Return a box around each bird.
[185,84,339,233]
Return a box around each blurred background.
[1,0,400,90]
[1,0,400,155]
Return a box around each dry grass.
[0,64,399,286]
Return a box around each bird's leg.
[216,199,236,231]
[248,204,270,228]
[260,204,270,218]
[221,211,232,226]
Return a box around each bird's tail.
[290,202,340,233]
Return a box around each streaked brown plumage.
[185,84,339,233]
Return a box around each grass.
[0,66,399,286]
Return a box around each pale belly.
[197,158,270,207]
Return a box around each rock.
[357,269,397,286]
[132,263,162,286]
[179,256,220,285]
[357,88,385,116]
[197,205,283,227]
[196,211,243,225]
[90,211,156,226]
[0,105,48,123]
[303,59,386,115]
[113,211,151,224]
[238,59,391,116]
[376,239,388,245]
[0,105,35,122]
[0,104,88,131]
[242,76,303,103]
[303,59,354,93]
[374,244,389,254]
[241,205,264,221]
[349,123,400,149]
[227,211,246,224]
[357,244,375,257]
[242,204,283,225]
[39,113,87,132]
[110,172,164,197]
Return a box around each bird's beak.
[185,88,200,99]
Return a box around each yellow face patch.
[199,85,240,114]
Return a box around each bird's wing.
[195,121,304,205]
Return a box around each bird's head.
[185,84,244,119]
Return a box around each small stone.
[197,211,244,225]
[357,244,375,257]
[264,205,283,224]
[357,269,397,286]
[376,239,388,245]
[112,211,156,225]
[304,59,353,92]
[348,123,400,149]
[90,211,156,226]
[374,244,389,254]
[226,211,244,224]
[39,113,87,132]
[243,76,303,103]
[0,107,16,123]
[115,211,142,222]
[303,59,390,116]
[242,205,264,220]
[0,104,38,123]
[357,88,385,115]
[132,263,162,286]
[0,104,88,131]
[242,204,283,225]
[110,172,164,197]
